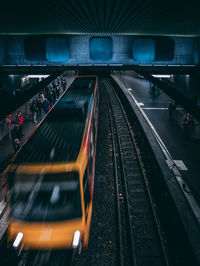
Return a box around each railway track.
[102,77,170,266]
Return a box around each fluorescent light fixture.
[2,65,16,67]
[109,64,123,66]
[78,64,93,66]
[152,75,171,78]
[72,230,81,248]
[139,64,152,66]
[13,232,23,248]
[17,65,31,66]
[33,65,47,67]
[153,64,167,67]
[183,65,196,67]
[94,64,108,66]
[27,75,49,78]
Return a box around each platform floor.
[118,73,200,201]
[0,76,75,170]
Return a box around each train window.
[9,172,82,222]
[83,170,91,211]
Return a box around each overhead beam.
[0,65,199,75]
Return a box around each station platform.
[0,75,75,240]
[116,72,200,202]
[0,75,75,171]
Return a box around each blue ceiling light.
[132,38,155,63]
[90,37,112,61]
[0,40,4,63]
[46,37,70,62]
[193,49,199,65]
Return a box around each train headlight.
[13,232,23,248]
[72,230,81,248]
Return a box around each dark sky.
[0,0,199,36]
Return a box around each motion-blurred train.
[4,75,99,251]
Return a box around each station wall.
[0,35,199,66]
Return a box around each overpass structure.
[0,35,199,67]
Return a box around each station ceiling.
[0,0,200,36]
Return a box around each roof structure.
[0,0,199,36]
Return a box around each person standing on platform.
[48,91,54,107]
[53,87,57,102]
[16,111,23,139]
[152,84,156,99]
[40,91,45,104]
[183,113,194,138]
[36,97,42,117]
[30,100,38,123]
[56,85,60,99]
[61,78,66,92]
[43,98,50,113]
[168,100,176,120]
[12,124,20,152]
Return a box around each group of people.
[12,76,66,152]
[30,77,66,123]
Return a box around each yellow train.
[5,75,99,251]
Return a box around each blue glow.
[0,40,4,63]
[46,38,70,62]
[132,38,155,62]
[90,37,112,61]
[193,50,199,65]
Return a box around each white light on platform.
[152,75,170,78]
[27,75,49,78]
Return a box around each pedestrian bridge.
[0,35,199,67]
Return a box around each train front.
[7,167,85,251]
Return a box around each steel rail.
[103,76,171,266]
[102,79,136,266]
[102,82,124,266]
